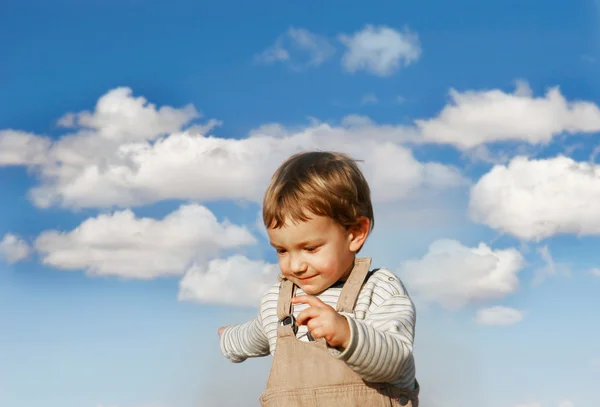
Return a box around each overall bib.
[259,258,420,407]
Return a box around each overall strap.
[336,257,372,313]
[277,279,296,321]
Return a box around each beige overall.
[259,258,420,407]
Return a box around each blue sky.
[1,1,600,406]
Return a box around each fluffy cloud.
[469,155,600,241]
[34,204,256,279]
[339,25,421,76]
[0,88,466,210]
[398,239,525,310]
[178,255,279,307]
[475,306,524,326]
[6,84,600,213]
[54,87,199,140]
[415,81,600,149]
[0,233,31,263]
[0,87,202,207]
[255,27,335,69]
[12,83,600,214]
[0,130,51,166]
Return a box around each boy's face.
[267,213,369,295]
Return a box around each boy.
[218,151,419,406]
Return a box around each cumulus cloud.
[361,93,378,105]
[34,204,256,279]
[0,87,203,208]
[469,155,600,241]
[6,84,600,212]
[415,80,600,149]
[0,88,466,210]
[54,87,199,139]
[339,25,421,76]
[0,233,31,263]
[475,306,524,326]
[398,239,525,310]
[178,255,279,307]
[0,130,51,166]
[255,27,335,69]
[3,83,600,212]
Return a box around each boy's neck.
[337,256,357,283]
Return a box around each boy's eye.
[276,248,287,254]
[304,247,317,252]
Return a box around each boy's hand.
[218,326,229,337]
[292,295,350,350]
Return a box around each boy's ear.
[348,217,370,252]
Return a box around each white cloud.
[557,400,574,407]
[532,245,570,285]
[0,130,51,166]
[398,239,525,310]
[8,84,600,213]
[0,233,31,263]
[469,155,600,241]
[0,88,466,210]
[589,267,600,277]
[255,27,334,69]
[415,80,600,149]
[178,255,279,307]
[34,204,256,279]
[475,306,524,326]
[339,25,421,76]
[361,93,378,105]
[56,87,199,142]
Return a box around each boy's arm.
[219,311,270,363]
[330,293,416,385]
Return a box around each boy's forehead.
[267,216,334,242]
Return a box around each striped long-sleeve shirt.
[219,268,417,390]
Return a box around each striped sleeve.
[219,311,270,363]
[330,274,416,387]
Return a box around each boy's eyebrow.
[269,239,322,249]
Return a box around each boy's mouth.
[298,275,317,281]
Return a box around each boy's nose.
[290,255,307,274]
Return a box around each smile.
[298,275,317,281]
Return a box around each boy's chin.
[297,282,329,295]
[300,286,319,295]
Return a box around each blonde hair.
[262,151,374,232]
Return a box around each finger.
[291,295,326,308]
[306,318,323,332]
[309,327,324,340]
[296,307,322,326]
